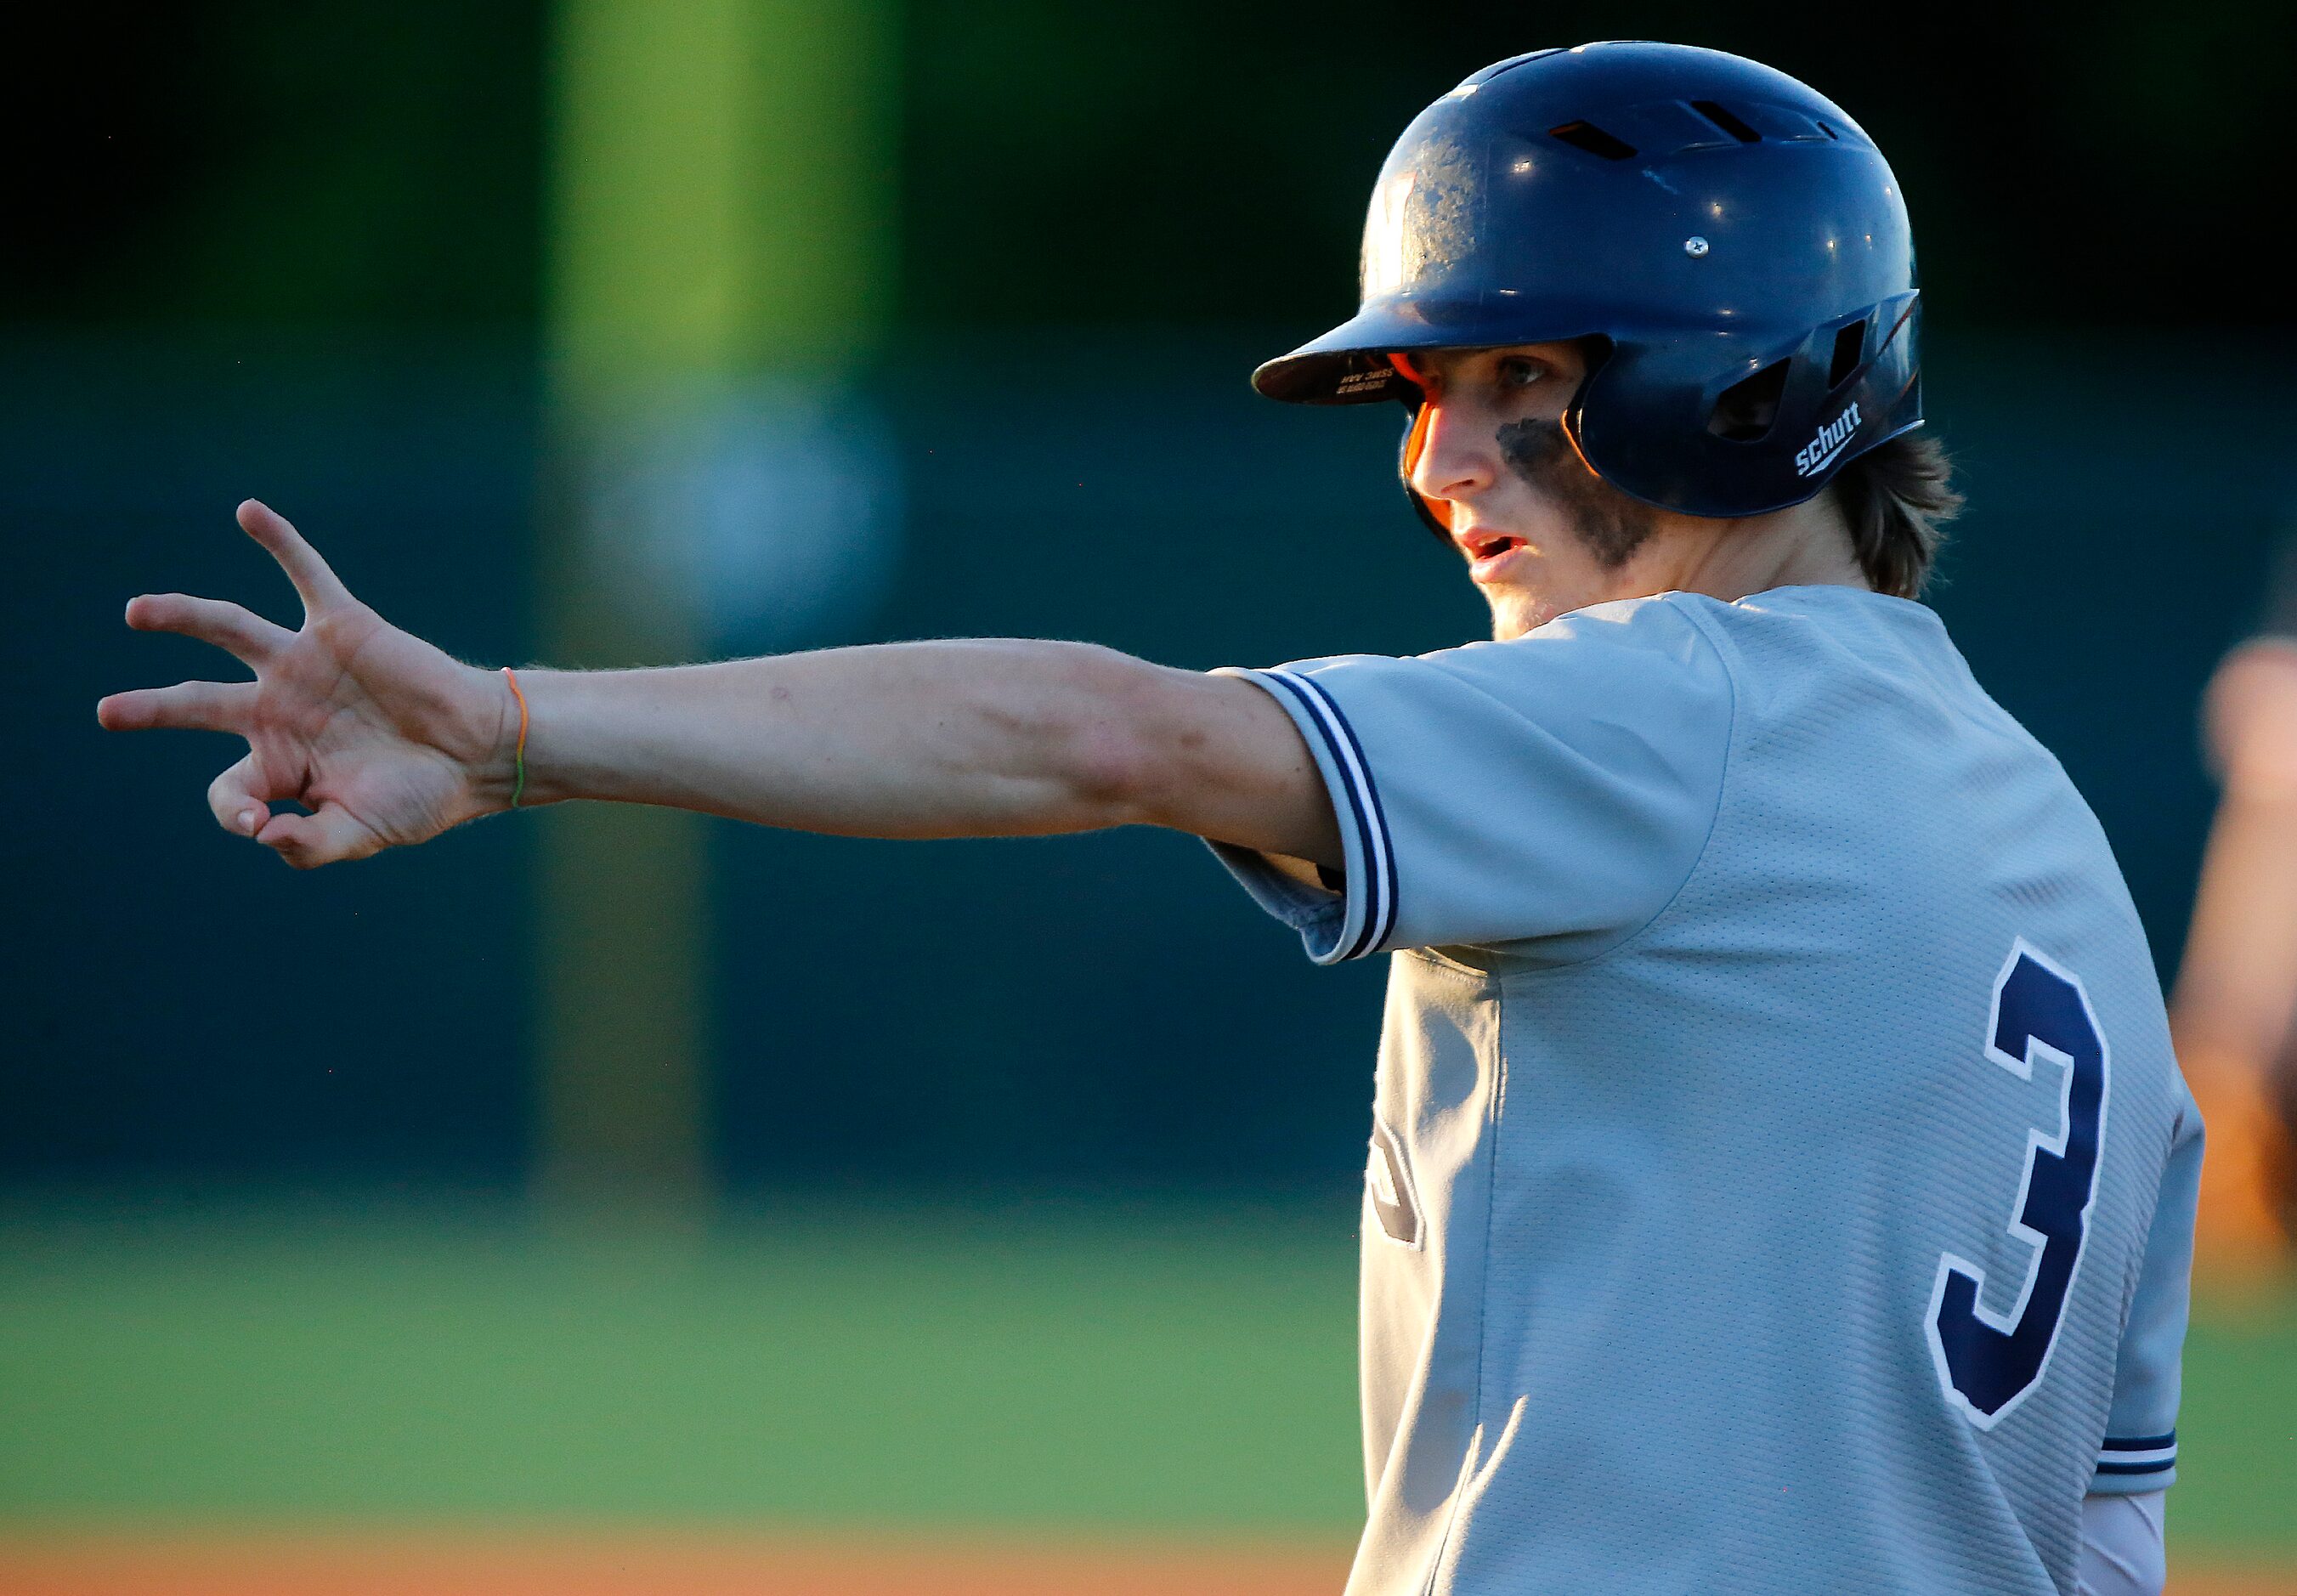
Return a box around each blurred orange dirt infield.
[0,1535,2289,1596]
[0,1533,1357,1596]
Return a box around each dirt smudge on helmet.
[1496,418,1656,569]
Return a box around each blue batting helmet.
[1253,42,1923,529]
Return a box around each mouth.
[1456,528,1529,579]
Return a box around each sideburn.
[1495,418,1655,570]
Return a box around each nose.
[1406,393,1495,515]
[1387,360,1497,512]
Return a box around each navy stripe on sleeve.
[2095,1432,2175,1475]
[1260,670,1397,960]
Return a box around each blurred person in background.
[97,42,2195,1596]
[2171,603,2297,1276]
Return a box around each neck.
[1629,493,1867,603]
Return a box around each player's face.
[1400,341,1661,640]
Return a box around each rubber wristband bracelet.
[501,665,530,809]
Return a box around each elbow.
[1065,727,1165,829]
[1047,648,1184,828]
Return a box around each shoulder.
[1667,585,1960,677]
[1225,596,1740,964]
[1467,589,1728,671]
[1278,591,1734,720]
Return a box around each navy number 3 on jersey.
[1929,942,2111,1429]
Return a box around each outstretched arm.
[98,501,1341,871]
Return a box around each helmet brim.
[1252,297,1605,405]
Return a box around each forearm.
[510,639,1317,850]
[101,501,1333,869]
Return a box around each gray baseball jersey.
[1210,586,2198,1596]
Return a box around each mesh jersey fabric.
[1209,587,2196,1596]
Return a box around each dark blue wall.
[8,333,2290,1189]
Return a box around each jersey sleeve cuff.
[2090,1432,2176,1492]
[1202,666,1397,965]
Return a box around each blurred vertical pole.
[539,0,898,1210]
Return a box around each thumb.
[255,804,382,869]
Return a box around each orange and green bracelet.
[500,665,530,808]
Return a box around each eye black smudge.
[1495,417,1655,570]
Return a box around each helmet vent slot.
[1709,360,1791,442]
[1548,121,1638,161]
[1689,100,1762,144]
[1828,320,1869,389]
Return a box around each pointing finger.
[237,499,352,617]
[126,592,293,667]
[97,680,258,734]
[207,753,279,837]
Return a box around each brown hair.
[1828,430,1961,598]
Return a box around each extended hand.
[98,501,513,869]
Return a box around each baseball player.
[2172,630,2297,1271]
[100,42,2195,1596]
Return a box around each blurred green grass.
[2172,1288,2297,1559]
[0,1197,1361,1531]
[1,1197,2291,1561]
